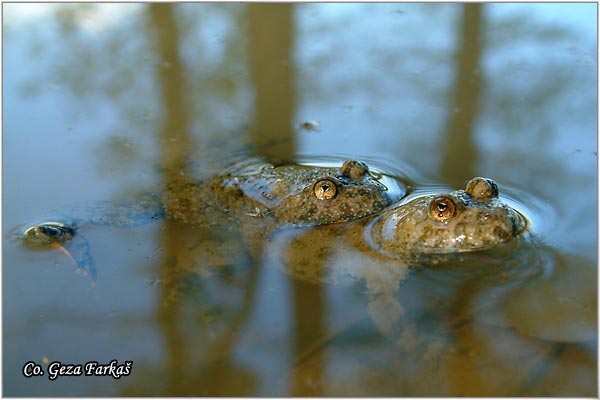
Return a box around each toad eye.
[314,179,338,200]
[429,196,457,222]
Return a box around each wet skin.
[277,177,527,286]
[19,158,398,279]
[162,158,396,227]
[19,168,527,336]
[21,169,525,267]
[367,177,527,258]
[270,177,526,335]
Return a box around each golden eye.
[429,196,457,222]
[314,179,338,200]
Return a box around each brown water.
[3,3,597,396]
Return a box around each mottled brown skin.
[278,177,526,279]
[271,177,526,334]
[20,171,526,338]
[368,177,526,258]
[19,158,397,284]
[163,158,395,228]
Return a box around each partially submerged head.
[275,160,395,225]
[223,159,397,226]
[369,177,527,257]
[21,221,76,247]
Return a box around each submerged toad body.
[274,177,526,281]
[163,158,396,228]
[19,158,399,279]
[270,177,527,334]
[20,161,528,335]
[20,155,527,288]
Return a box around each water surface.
[3,3,597,396]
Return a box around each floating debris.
[299,120,320,132]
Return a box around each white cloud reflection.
[3,3,142,32]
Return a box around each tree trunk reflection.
[148,4,259,395]
[146,4,191,394]
[247,4,296,160]
[441,4,483,186]
[247,4,325,395]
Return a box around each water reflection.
[138,4,265,395]
[3,2,596,397]
[247,4,296,159]
[247,5,331,395]
[440,4,482,185]
[146,3,200,394]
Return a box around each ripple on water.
[500,185,559,240]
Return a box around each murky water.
[3,3,597,396]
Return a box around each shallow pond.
[3,3,597,396]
